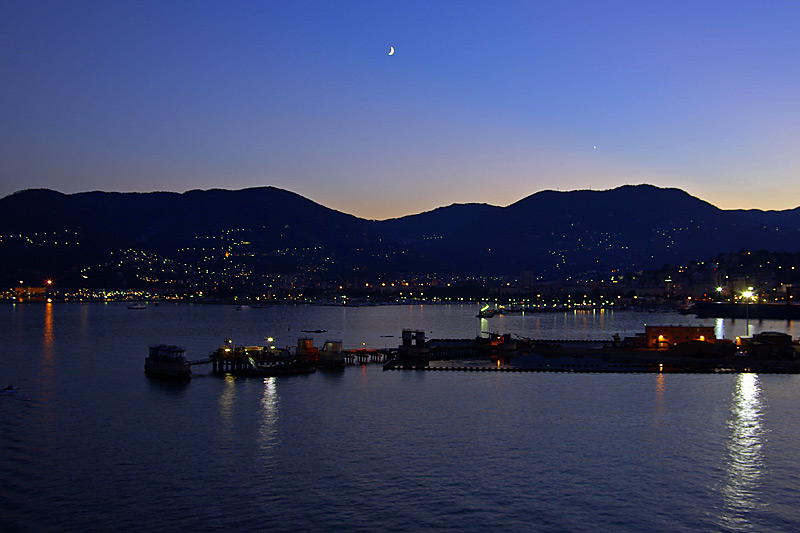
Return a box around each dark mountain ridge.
[1,184,798,286]
[732,206,800,228]
[378,185,799,276]
[374,202,503,242]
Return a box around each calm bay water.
[2,302,800,531]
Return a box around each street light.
[742,287,755,336]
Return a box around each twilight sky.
[2,1,799,219]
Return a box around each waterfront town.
[4,248,797,310]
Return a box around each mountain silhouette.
[1,184,798,286]
[378,184,796,276]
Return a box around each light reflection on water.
[258,377,279,453]
[218,375,238,451]
[652,373,667,431]
[36,303,58,427]
[43,303,54,349]
[721,373,765,529]
[715,318,726,341]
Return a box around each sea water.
[2,302,800,531]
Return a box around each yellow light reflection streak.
[655,372,665,393]
[721,373,765,527]
[218,375,238,446]
[43,302,54,351]
[38,303,58,424]
[652,373,667,431]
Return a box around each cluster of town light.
[717,286,759,302]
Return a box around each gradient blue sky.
[2,1,799,219]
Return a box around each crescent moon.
[389,46,395,56]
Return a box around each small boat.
[145,345,191,379]
[236,305,250,310]
[301,329,327,333]
[1,385,17,395]
[476,305,498,318]
[127,303,147,310]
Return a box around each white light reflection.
[715,318,726,342]
[258,377,279,452]
[721,373,766,528]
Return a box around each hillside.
[1,184,798,287]
[374,185,800,277]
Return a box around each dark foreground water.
[2,303,800,531]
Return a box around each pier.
[208,341,316,376]
[343,350,391,365]
[382,327,800,374]
[158,327,800,378]
[382,363,800,374]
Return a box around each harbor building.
[645,325,716,350]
